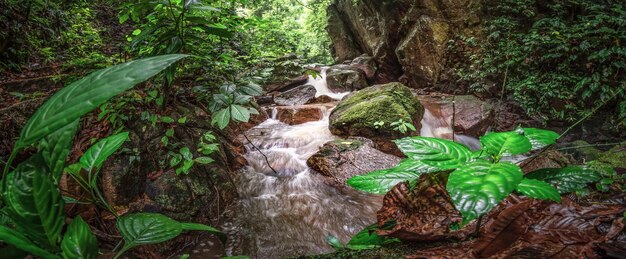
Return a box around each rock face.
[274,84,317,106]
[307,138,401,186]
[419,95,494,137]
[326,0,482,90]
[329,82,424,140]
[274,105,323,125]
[326,65,368,92]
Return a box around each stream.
[222,70,481,258]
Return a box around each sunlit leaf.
[480,130,532,157]
[523,128,559,150]
[525,166,601,193]
[347,159,437,194]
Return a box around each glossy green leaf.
[325,235,344,250]
[523,128,559,150]
[117,213,182,250]
[515,178,561,202]
[230,104,250,122]
[80,132,129,172]
[40,119,79,183]
[480,130,532,157]
[525,166,601,193]
[393,137,473,170]
[447,161,523,224]
[15,54,187,149]
[212,108,230,129]
[116,213,223,257]
[346,223,400,250]
[0,225,60,259]
[347,159,437,194]
[239,82,263,96]
[61,216,98,259]
[4,154,65,250]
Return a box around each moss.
[330,82,423,137]
[598,142,626,168]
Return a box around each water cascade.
[224,72,482,258]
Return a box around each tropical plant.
[348,128,570,225]
[209,83,263,129]
[326,223,400,251]
[390,119,417,134]
[1,55,224,258]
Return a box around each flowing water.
[223,71,381,258]
[223,71,483,258]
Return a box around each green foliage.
[115,213,223,258]
[390,119,417,134]
[459,0,625,123]
[209,83,262,129]
[61,217,98,259]
[348,128,565,225]
[526,165,601,194]
[1,56,224,258]
[346,223,400,250]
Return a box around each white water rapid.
[223,70,381,258]
[223,70,483,258]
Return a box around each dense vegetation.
[459,0,625,125]
[1,0,625,258]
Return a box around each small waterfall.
[225,71,380,258]
[308,68,350,100]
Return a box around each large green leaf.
[525,166,601,193]
[230,104,250,122]
[61,216,98,259]
[0,225,60,259]
[393,137,473,170]
[79,132,129,172]
[40,119,79,183]
[116,213,223,258]
[447,161,523,224]
[346,223,400,250]
[117,213,182,251]
[523,128,559,150]
[515,178,561,202]
[480,130,532,157]
[347,159,437,194]
[211,108,230,129]
[15,54,187,149]
[4,154,65,250]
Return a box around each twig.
[452,96,456,142]
[236,124,279,175]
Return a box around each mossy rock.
[329,82,423,139]
[597,142,626,169]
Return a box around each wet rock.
[274,84,317,106]
[309,95,336,104]
[326,66,368,92]
[272,104,330,125]
[350,54,378,80]
[264,75,308,93]
[326,0,483,89]
[329,82,424,141]
[419,95,494,137]
[307,138,401,186]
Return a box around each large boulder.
[419,95,494,137]
[329,82,424,143]
[274,84,317,106]
[307,138,401,186]
[326,0,483,89]
[326,65,368,92]
[350,54,378,80]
